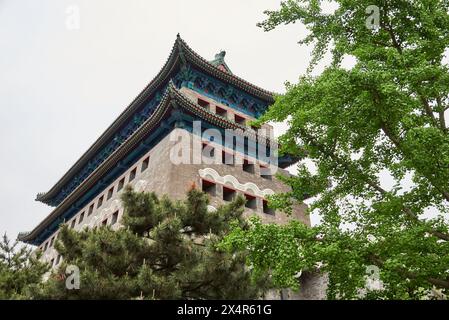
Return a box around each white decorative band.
[207,205,217,212]
[198,168,275,198]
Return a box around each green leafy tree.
[31,186,269,299]
[223,0,449,299]
[0,234,48,299]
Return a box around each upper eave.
[36,34,275,205]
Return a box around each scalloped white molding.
[207,205,217,212]
[198,168,275,198]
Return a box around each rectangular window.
[70,219,76,229]
[244,194,257,210]
[222,151,234,165]
[97,196,104,208]
[202,179,216,197]
[234,114,246,125]
[263,200,275,215]
[129,168,137,181]
[102,219,108,226]
[118,177,125,191]
[223,186,236,202]
[202,143,215,159]
[243,159,255,174]
[88,204,94,216]
[198,98,210,109]
[215,106,227,117]
[56,255,61,265]
[79,212,85,224]
[141,157,149,172]
[111,211,119,225]
[107,187,114,200]
[260,165,272,180]
[43,242,48,252]
[49,237,54,248]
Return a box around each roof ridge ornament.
[215,50,226,60]
[176,34,187,67]
[210,50,232,74]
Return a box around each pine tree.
[0,234,48,299]
[31,185,269,299]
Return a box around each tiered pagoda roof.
[35,35,274,207]
[19,35,295,245]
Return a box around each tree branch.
[419,95,439,126]
[370,88,449,203]
[380,121,449,203]
[382,16,443,132]
[299,128,449,242]
[384,20,403,54]
[437,96,447,131]
[368,254,449,290]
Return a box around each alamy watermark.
[169,121,279,175]
[365,5,380,30]
[365,265,383,291]
[65,5,80,30]
[65,264,80,290]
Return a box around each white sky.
[0,0,331,240]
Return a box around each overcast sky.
[0,0,333,241]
